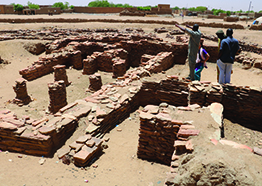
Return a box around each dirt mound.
[23,42,46,55]
[169,157,254,186]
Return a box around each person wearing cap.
[194,39,209,81]
[217,28,239,84]
[175,24,202,81]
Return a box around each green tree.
[88,0,110,7]
[69,5,74,9]
[259,10,262,13]
[52,2,69,10]
[195,6,207,12]
[226,11,231,16]
[122,3,132,8]
[64,1,69,9]
[13,4,24,11]
[27,1,40,9]
[137,6,151,11]
[212,9,226,15]
[172,6,180,10]
[188,7,196,11]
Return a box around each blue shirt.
[219,36,239,63]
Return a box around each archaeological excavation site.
[0,15,262,185]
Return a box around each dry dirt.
[0,14,262,186]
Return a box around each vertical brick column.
[88,73,102,91]
[70,51,82,69]
[48,80,67,114]
[112,58,126,78]
[12,78,32,106]
[82,56,97,75]
[53,65,71,86]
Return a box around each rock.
[253,147,262,156]
[39,158,46,165]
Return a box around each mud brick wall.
[48,81,67,114]
[120,40,188,67]
[90,90,141,136]
[138,78,189,106]
[224,17,239,22]
[19,50,82,80]
[12,78,31,106]
[139,78,262,126]
[92,49,128,72]
[182,21,244,29]
[221,85,262,126]
[137,112,179,165]
[73,7,124,13]
[188,81,223,106]
[142,52,174,73]
[249,25,262,31]
[0,111,78,156]
[72,41,105,59]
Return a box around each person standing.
[215,30,227,82]
[217,28,239,84]
[175,24,202,81]
[194,39,209,81]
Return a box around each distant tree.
[27,1,40,9]
[88,0,111,7]
[122,4,132,8]
[172,6,180,10]
[188,7,196,11]
[64,1,69,9]
[212,9,226,15]
[259,10,262,13]
[52,2,69,10]
[69,5,74,9]
[137,6,151,11]
[13,4,24,11]
[226,11,231,16]
[195,6,207,12]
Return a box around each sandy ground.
[0,13,262,186]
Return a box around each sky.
[0,0,261,12]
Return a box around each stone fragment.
[57,146,71,159]
[85,124,99,134]
[0,122,18,130]
[86,139,96,147]
[143,105,159,114]
[253,147,262,156]
[76,134,92,143]
[39,158,46,165]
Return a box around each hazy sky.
[1,0,261,12]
